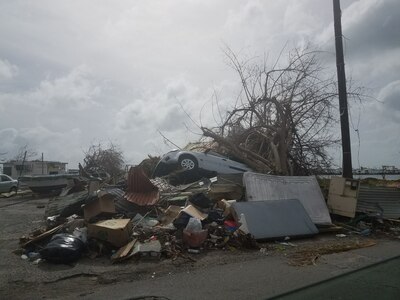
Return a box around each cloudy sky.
[0,0,399,169]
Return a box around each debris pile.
[16,168,396,267]
[17,167,261,265]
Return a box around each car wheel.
[9,186,17,193]
[179,155,198,171]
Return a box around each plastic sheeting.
[243,173,332,225]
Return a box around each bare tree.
[13,144,38,161]
[83,143,125,178]
[201,47,341,175]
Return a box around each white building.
[2,160,67,178]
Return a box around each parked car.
[0,174,18,194]
[152,149,252,177]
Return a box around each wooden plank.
[111,239,137,263]
[22,224,63,247]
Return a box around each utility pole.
[333,0,353,179]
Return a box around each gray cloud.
[0,0,399,168]
[343,0,400,55]
[379,80,400,117]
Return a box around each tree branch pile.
[201,48,340,175]
[83,143,125,179]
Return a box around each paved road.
[273,256,400,299]
[85,241,400,300]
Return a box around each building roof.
[4,160,68,165]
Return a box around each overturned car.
[152,150,252,178]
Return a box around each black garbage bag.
[39,233,85,264]
[189,193,212,209]
[173,212,192,229]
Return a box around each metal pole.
[42,152,44,175]
[16,151,27,193]
[333,0,353,179]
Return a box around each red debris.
[124,167,160,206]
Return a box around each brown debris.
[22,224,64,247]
[111,239,138,263]
[287,239,377,266]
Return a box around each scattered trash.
[72,227,87,243]
[133,240,162,260]
[181,205,208,221]
[188,248,201,254]
[336,234,347,238]
[111,239,137,263]
[279,242,297,247]
[183,218,208,248]
[27,252,41,261]
[288,239,377,266]
[360,228,371,236]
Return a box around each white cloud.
[0,58,18,79]
[29,65,101,110]
[0,127,83,166]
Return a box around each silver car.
[0,174,18,194]
[153,150,252,177]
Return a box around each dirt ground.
[1,195,399,299]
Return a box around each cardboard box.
[84,195,116,222]
[87,219,132,247]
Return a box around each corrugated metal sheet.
[104,187,125,200]
[356,185,400,218]
[243,172,332,225]
[124,167,159,206]
[231,199,318,240]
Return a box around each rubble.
[17,166,396,270]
